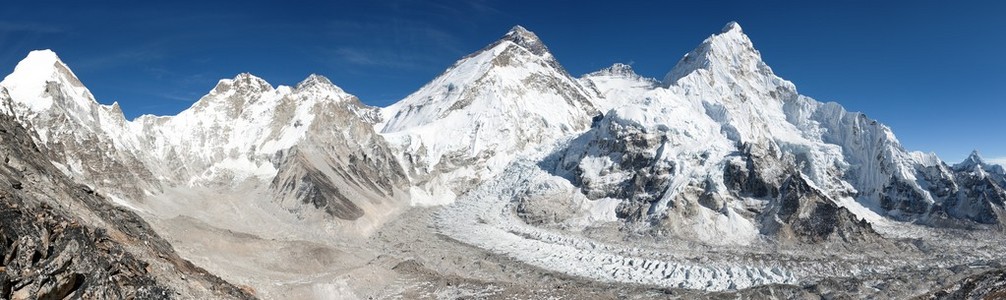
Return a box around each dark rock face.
[500,26,549,57]
[297,170,362,220]
[913,153,1006,225]
[761,173,878,243]
[556,119,675,222]
[880,179,932,216]
[945,156,1006,224]
[915,163,959,203]
[921,268,1006,299]
[8,79,160,202]
[0,112,254,299]
[271,150,365,221]
[553,114,879,243]
[1,192,169,299]
[722,143,783,199]
[940,173,1006,225]
[269,99,409,221]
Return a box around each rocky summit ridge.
[0,22,1003,298]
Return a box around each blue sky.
[1,1,1003,163]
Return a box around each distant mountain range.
[0,21,1002,298]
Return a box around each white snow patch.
[191,157,278,185]
[581,197,620,224]
[0,50,61,111]
[408,185,457,207]
[106,194,146,213]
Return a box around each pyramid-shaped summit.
[499,25,550,56]
[377,25,599,203]
[664,21,772,85]
[1,49,94,112]
[379,24,596,133]
[956,150,986,168]
[1,23,1004,299]
[721,21,743,33]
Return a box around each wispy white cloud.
[989,157,1006,167]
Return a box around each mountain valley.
[1,22,1004,299]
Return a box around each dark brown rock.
[0,112,255,299]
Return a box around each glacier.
[0,21,1004,298]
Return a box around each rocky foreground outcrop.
[0,108,254,299]
[920,268,1006,300]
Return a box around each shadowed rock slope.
[920,268,1006,300]
[0,106,254,299]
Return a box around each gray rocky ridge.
[0,22,1004,299]
[0,105,253,299]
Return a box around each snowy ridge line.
[436,159,801,291]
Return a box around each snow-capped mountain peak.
[380,25,595,132]
[500,25,550,57]
[0,50,159,201]
[721,21,743,33]
[953,150,1006,176]
[1,49,95,113]
[586,63,639,78]
[5,49,64,83]
[295,74,346,95]
[579,63,660,111]
[566,21,1000,242]
[184,73,284,121]
[210,73,274,96]
[664,21,773,86]
[958,150,986,167]
[378,25,599,204]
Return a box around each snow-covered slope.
[2,22,1001,243]
[267,87,410,227]
[938,151,1006,223]
[128,72,410,223]
[533,22,1006,245]
[4,22,1006,296]
[0,50,159,200]
[0,51,410,228]
[954,151,1006,183]
[578,63,659,112]
[130,74,363,185]
[378,26,600,204]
